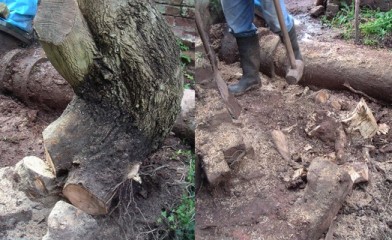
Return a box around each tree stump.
[34,0,183,215]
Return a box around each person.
[220,0,303,95]
[0,0,38,33]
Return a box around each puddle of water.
[293,13,324,42]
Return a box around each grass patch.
[322,2,392,46]
[158,149,195,240]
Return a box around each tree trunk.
[34,0,183,215]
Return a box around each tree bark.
[35,0,183,215]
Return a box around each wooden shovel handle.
[272,0,297,69]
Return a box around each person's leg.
[255,0,302,60]
[221,0,261,95]
[221,0,257,37]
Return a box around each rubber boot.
[228,34,261,96]
[288,25,303,60]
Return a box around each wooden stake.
[355,0,361,44]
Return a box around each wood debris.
[377,123,390,135]
[271,130,291,161]
[342,162,369,184]
[341,98,378,139]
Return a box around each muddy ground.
[196,1,392,239]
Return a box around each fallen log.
[35,0,183,215]
[0,45,73,110]
[270,37,392,103]
[218,27,392,103]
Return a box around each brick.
[163,15,175,26]
[181,6,195,18]
[174,17,195,31]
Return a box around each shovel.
[195,6,242,119]
[272,0,304,84]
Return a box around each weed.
[159,150,195,240]
[184,72,194,80]
[323,2,392,46]
[181,53,192,64]
[177,38,194,89]
[360,10,392,37]
[177,39,190,52]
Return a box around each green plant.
[360,10,392,38]
[323,2,392,46]
[177,39,192,65]
[159,150,195,240]
[184,72,194,80]
[177,39,190,51]
[181,53,192,64]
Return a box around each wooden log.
[219,27,392,103]
[256,32,392,103]
[35,0,183,215]
[0,46,73,110]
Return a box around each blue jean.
[221,0,294,37]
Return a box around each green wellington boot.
[228,34,261,96]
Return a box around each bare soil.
[0,94,60,168]
[196,1,392,239]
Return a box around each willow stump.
[34,0,183,215]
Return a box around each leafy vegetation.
[322,2,392,46]
[177,39,195,88]
[158,149,195,240]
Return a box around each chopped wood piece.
[271,130,291,161]
[342,98,378,139]
[342,162,369,184]
[335,125,347,164]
